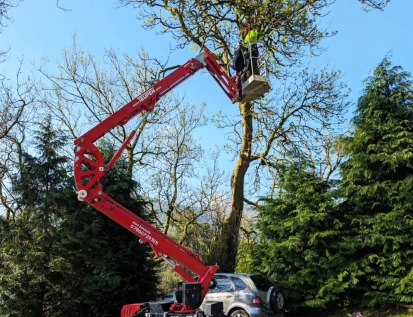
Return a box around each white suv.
[201,273,285,317]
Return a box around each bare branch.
[359,0,390,11]
[56,0,72,12]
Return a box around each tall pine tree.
[340,57,413,307]
[0,117,158,316]
[252,161,353,311]
[0,115,73,317]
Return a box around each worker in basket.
[242,22,259,76]
[232,23,260,77]
[231,22,260,100]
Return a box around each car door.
[230,276,251,307]
[204,275,235,313]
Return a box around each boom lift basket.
[229,41,271,103]
[241,74,271,103]
[241,43,271,103]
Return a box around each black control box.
[183,282,202,307]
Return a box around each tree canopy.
[117,0,388,272]
[340,57,413,307]
[252,160,353,310]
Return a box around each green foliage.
[340,57,413,307]
[0,116,76,316]
[250,57,413,313]
[235,239,255,273]
[119,0,390,68]
[252,161,354,311]
[0,118,158,316]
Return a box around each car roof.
[214,273,259,277]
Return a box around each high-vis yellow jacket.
[244,29,258,48]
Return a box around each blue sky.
[317,0,413,102]
[3,1,412,99]
[2,0,412,165]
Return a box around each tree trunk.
[210,102,252,272]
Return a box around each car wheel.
[230,309,249,317]
[269,288,285,312]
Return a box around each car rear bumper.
[244,307,282,317]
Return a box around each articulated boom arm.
[76,49,237,145]
[74,49,237,308]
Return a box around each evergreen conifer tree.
[0,117,158,316]
[0,116,74,316]
[252,161,353,310]
[340,57,413,307]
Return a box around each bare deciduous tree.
[114,0,379,271]
[140,101,207,234]
[0,0,18,61]
[38,40,229,248]
[37,39,178,180]
[0,63,35,220]
[172,149,230,262]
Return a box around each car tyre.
[269,287,285,312]
[230,309,249,317]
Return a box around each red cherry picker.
[73,49,269,317]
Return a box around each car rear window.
[250,275,274,291]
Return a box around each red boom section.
[73,49,237,310]
[75,50,237,144]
